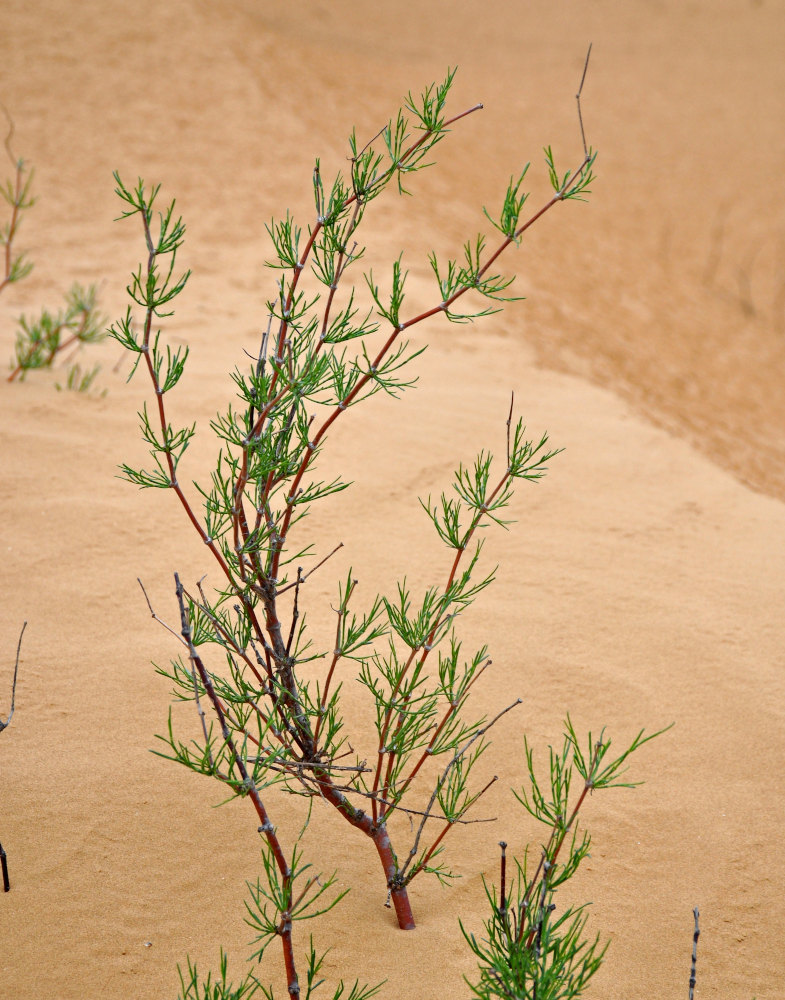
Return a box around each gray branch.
[0,622,26,733]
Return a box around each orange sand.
[1,2,784,997]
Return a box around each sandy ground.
[1,1,784,997]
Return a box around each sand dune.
[1,2,784,998]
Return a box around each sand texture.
[1,1,784,997]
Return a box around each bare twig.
[689,907,700,1000]
[276,542,344,597]
[0,842,9,892]
[399,698,522,881]
[138,578,186,646]
[173,573,302,1000]
[506,392,515,467]
[0,622,26,734]
[498,841,508,923]
[576,43,592,157]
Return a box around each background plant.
[113,63,596,939]
[2,109,106,385]
[8,281,105,383]
[0,109,34,298]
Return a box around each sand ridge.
[1,2,784,998]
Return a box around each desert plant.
[7,281,105,383]
[0,110,34,297]
[2,110,106,384]
[160,579,666,1000]
[54,360,103,394]
[112,63,596,939]
[462,720,668,999]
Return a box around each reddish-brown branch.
[280,929,300,1000]
[134,214,296,749]
[267,147,589,589]
[397,657,491,797]
[372,467,513,817]
[174,575,301,997]
[312,591,348,748]
[409,774,498,881]
[382,721,401,799]
[371,825,415,930]
[134,218,292,715]
[312,767,416,930]
[345,102,483,215]
[318,204,361,342]
[518,755,598,948]
[398,699,519,886]
[135,223,237,591]
[232,383,292,490]
[371,646,419,821]
[266,219,325,401]
[260,103,486,583]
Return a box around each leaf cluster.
[9,282,105,382]
[463,720,670,1000]
[55,361,104,395]
[176,951,260,1000]
[245,838,348,964]
[421,426,561,550]
[0,141,35,291]
[544,146,597,202]
[109,174,194,489]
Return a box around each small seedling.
[8,282,105,383]
[463,720,670,999]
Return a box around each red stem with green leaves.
[130,86,592,930]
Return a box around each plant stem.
[174,574,301,1000]
[308,765,416,929]
[372,825,415,930]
